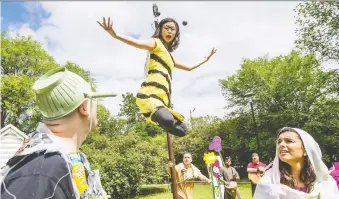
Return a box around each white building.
[0,124,28,169]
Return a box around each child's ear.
[78,100,90,117]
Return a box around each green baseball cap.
[32,67,117,120]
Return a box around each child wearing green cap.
[1,67,116,199]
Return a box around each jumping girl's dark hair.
[152,18,180,52]
[277,127,316,193]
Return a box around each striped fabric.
[136,38,176,120]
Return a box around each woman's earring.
[304,153,307,157]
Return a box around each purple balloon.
[209,136,222,152]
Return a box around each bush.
[81,132,168,198]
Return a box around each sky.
[2,1,338,119]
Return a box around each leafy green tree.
[96,104,113,134]
[82,132,168,198]
[219,51,336,128]
[304,98,339,163]
[173,116,223,174]
[64,61,96,90]
[118,92,142,123]
[295,1,339,63]
[117,92,164,136]
[1,33,58,130]
[219,51,338,166]
[1,33,98,132]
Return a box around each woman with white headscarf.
[253,127,339,199]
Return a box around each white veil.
[253,128,339,199]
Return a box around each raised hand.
[204,48,217,61]
[97,17,117,38]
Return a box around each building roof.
[0,124,28,140]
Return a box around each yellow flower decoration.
[203,152,217,164]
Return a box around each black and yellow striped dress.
[136,38,184,125]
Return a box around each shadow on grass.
[138,186,169,196]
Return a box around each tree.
[1,33,97,132]
[220,51,336,127]
[117,92,164,136]
[219,51,338,165]
[64,61,96,90]
[1,33,58,130]
[304,98,339,164]
[96,104,113,133]
[173,116,223,174]
[118,92,142,123]
[217,114,276,177]
[81,132,168,198]
[295,1,339,63]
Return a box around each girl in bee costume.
[97,17,216,137]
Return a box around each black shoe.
[164,121,187,137]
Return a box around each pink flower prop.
[212,159,221,178]
[209,136,222,152]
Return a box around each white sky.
[6,1,339,118]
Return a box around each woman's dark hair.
[152,18,180,52]
[277,127,316,193]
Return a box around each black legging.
[151,107,188,137]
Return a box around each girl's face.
[277,131,305,165]
[161,22,177,44]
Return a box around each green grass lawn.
[131,183,252,199]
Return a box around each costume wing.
[144,51,150,77]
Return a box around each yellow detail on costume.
[72,162,88,194]
[68,152,89,195]
[136,38,184,123]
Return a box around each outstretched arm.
[174,48,217,71]
[198,173,212,183]
[97,17,156,51]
